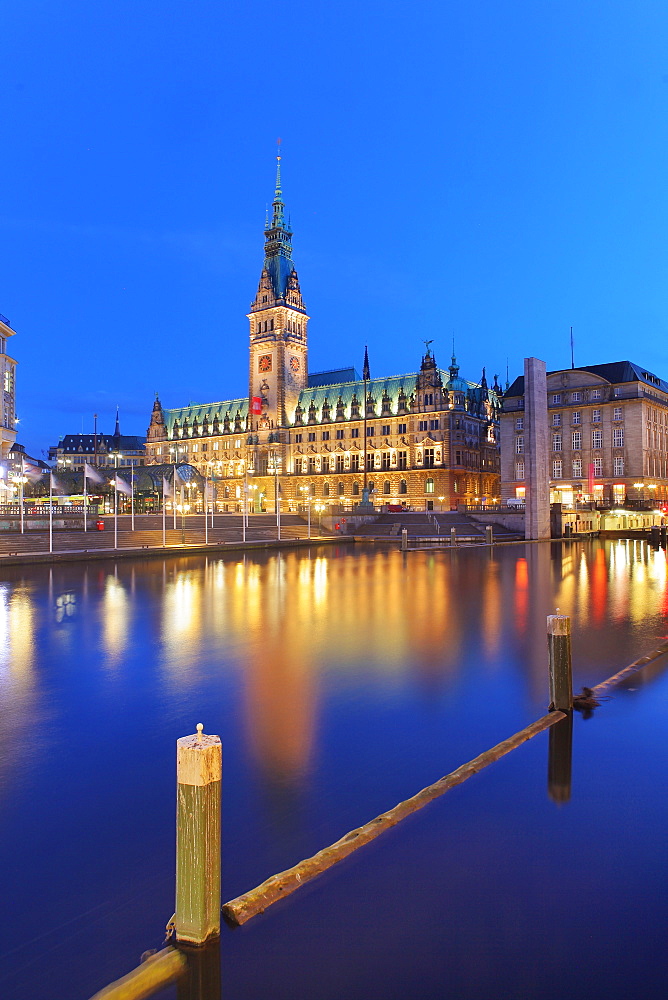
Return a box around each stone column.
[524,357,550,540]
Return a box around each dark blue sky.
[2,1,668,459]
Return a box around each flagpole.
[173,465,177,529]
[131,472,135,531]
[114,482,118,550]
[49,471,53,554]
[83,468,88,532]
[204,472,209,545]
[162,479,166,547]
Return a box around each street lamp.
[10,472,28,534]
[299,485,311,539]
[176,502,190,543]
[314,502,326,533]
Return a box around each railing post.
[176,724,222,945]
[401,528,408,551]
[547,615,573,711]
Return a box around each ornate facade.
[146,160,502,511]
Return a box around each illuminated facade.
[501,362,668,507]
[0,314,18,461]
[146,160,501,511]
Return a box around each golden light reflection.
[101,574,131,665]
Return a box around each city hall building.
[145,160,501,511]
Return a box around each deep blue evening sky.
[2,1,668,459]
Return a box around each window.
[383,480,391,495]
[592,409,601,423]
[351,428,359,438]
[366,426,374,437]
[308,457,316,473]
[381,424,391,435]
[3,369,13,394]
[424,393,433,406]
[591,389,602,399]
[614,457,624,475]
[516,436,524,454]
[552,433,562,452]
[425,478,434,493]
[352,482,359,496]
[213,442,219,451]
[572,458,582,478]
[593,457,603,476]
[516,460,525,480]
[613,427,624,447]
[516,417,524,430]
[398,451,407,470]
[350,454,360,471]
[381,453,391,470]
[335,428,344,439]
[418,420,428,431]
[397,422,406,434]
[571,391,581,402]
[424,448,435,468]
[552,413,561,427]
[336,455,344,472]
[553,459,563,479]
[295,433,303,443]
[323,482,330,496]
[592,429,602,449]
[399,479,407,494]
[308,432,316,442]
[322,431,330,441]
[552,393,562,404]
[613,407,622,421]
[455,450,462,464]
[572,411,581,425]
[366,453,374,471]
[568,430,580,451]
[429,419,439,430]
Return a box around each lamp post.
[176,503,190,543]
[269,451,282,540]
[299,485,311,539]
[314,502,325,534]
[438,495,445,511]
[10,469,28,534]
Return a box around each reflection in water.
[547,712,573,804]
[101,572,132,666]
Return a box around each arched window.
[399,479,407,495]
[338,482,345,496]
[352,482,360,496]
[323,482,330,497]
[425,478,434,494]
[383,480,391,494]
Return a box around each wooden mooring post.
[547,614,573,711]
[547,711,573,804]
[401,528,408,550]
[450,526,457,546]
[176,724,222,946]
[485,524,493,545]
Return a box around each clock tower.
[248,151,309,434]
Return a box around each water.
[0,540,666,999]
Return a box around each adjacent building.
[49,412,145,471]
[146,160,501,511]
[501,362,668,507]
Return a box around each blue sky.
[2,0,668,459]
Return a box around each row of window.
[293,421,438,443]
[551,429,624,450]
[516,429,623,453]
[515,457,624,479]
[549,390,603,404]
[515,407,623,431]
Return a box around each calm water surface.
[0,540,666,999]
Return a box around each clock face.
[290,356,300,372]
[258,354,272,373]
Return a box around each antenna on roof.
[570,326,575,369]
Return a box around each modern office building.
[501,362,668,507]
[146,160,501,511]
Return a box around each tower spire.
[272,138,285,228]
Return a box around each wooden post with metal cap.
[175,723,222,945]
